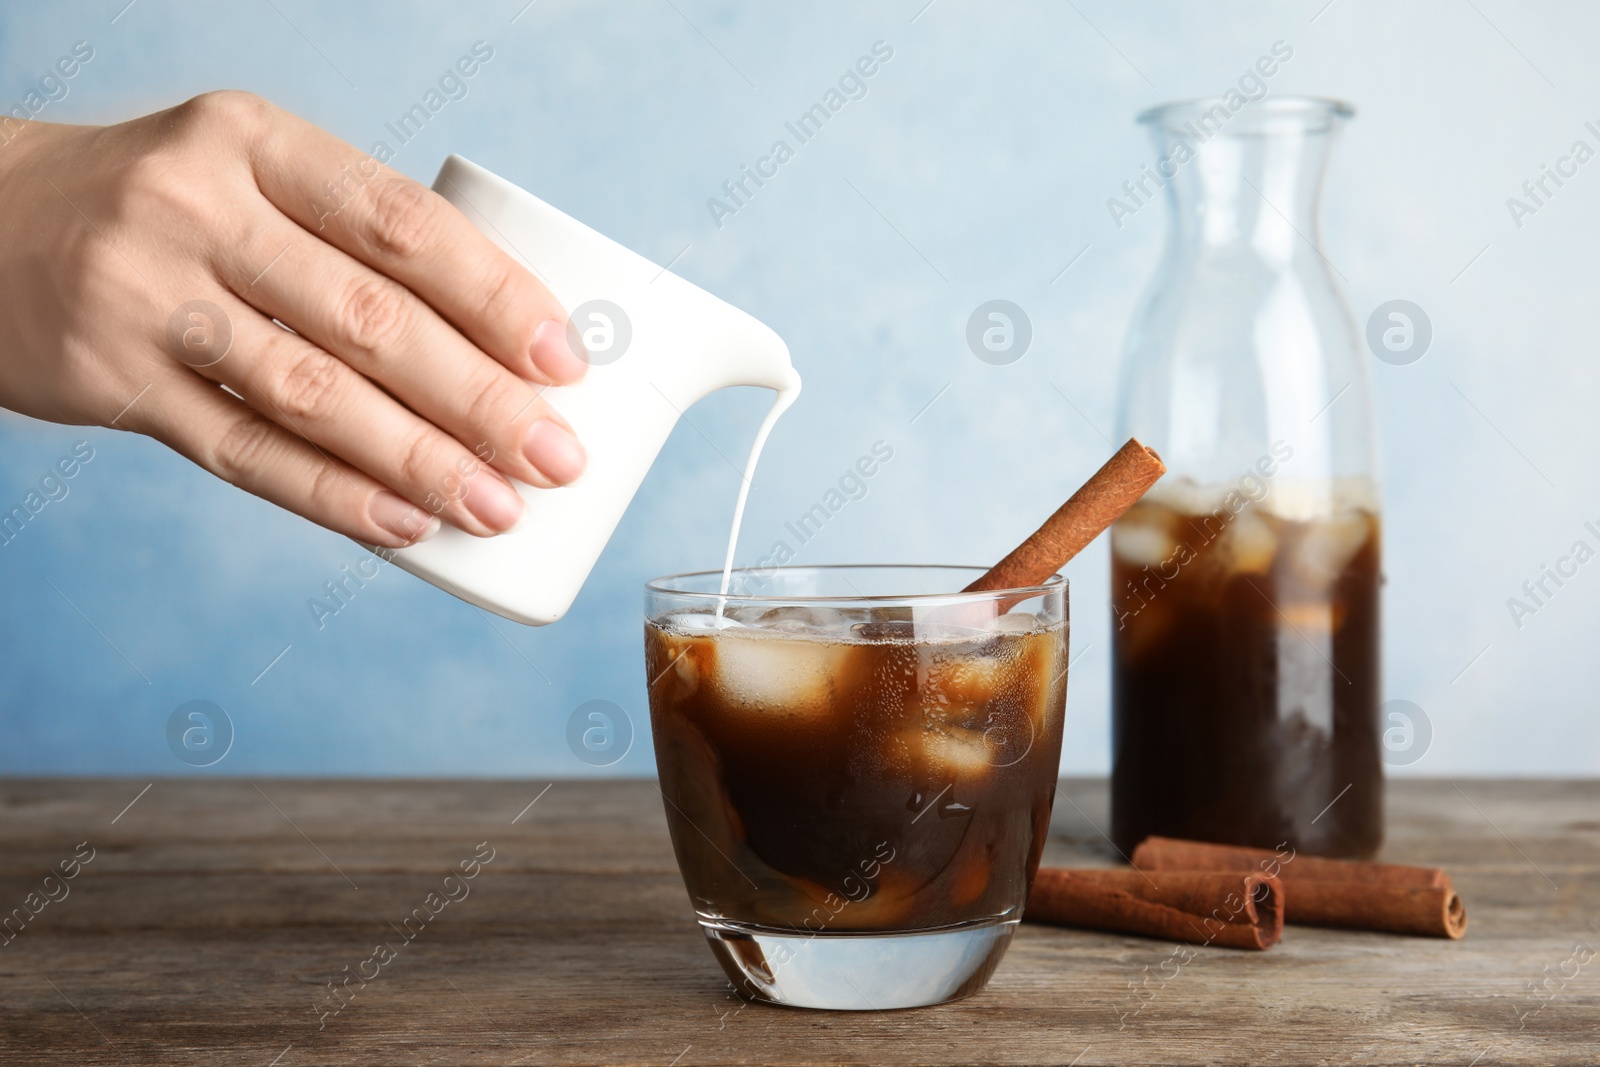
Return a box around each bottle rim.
[1137,95,1354,131]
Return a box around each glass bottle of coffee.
[1110,97,1382,859]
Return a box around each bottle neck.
[1149,122,1333,265]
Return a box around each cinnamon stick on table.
[1131,837,1468,940]
[965,438,1165,592]
[1026,868,1283,950]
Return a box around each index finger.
[245,104,588,386]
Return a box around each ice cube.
[893,702,1039,794]
[913,600,997,642]
[663,610,742,633]
[753,605,853,637]
[1220,509,1278,575]
[1278,600,1346,634]
[901,724,993,782]
[1292,512,1372,586]
[651,632,704,696]
[1024,630,1066,732]
[921,702,986,745]
[990,611,1039,633]
[719,602,771,627]
[978,701,1035,768]
[711,631,851,720]
[676,646,704,693]
[926,651,1006,710]
[1112,510,1178,567]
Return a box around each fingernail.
[530,318,588,383]
[370,492,441,547]
[464,470,525,533]
[522,418,587,484]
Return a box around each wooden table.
[1,778,1595,1065]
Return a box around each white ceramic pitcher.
[380,155,801,626]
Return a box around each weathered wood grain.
[0,778,1595,1065]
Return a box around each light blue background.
[1,1,1595,776]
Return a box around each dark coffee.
[647,609,1067,933]
[1110,491,1382,858]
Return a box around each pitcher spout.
[657,284,801,403]
[711,316,802,395]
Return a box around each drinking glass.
[645,565,1067,1010]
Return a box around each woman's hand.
[0,91,588,548]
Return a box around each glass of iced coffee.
[645,565,1067,1010]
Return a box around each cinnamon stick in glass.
[964,438,1165,592]
[1026,868,1283,950]
[1131,836,1467,940]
